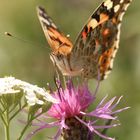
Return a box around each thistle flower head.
[48,80,94,119]
[26,79,129,140]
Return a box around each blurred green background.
[0,0,139,139]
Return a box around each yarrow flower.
[0,77,58,140]
[26,80,129,140]
[0,77,57,106]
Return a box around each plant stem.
[5,109,10,140]
[100,119,112,140]
[17,122,31,140]
[17,112,44,140]
[5,124,10,140]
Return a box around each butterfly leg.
[93,67,101,96]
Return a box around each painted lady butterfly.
[37,0,132,80]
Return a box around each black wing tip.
[36,6,46,13]
[36,6,49,20]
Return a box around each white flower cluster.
[0,77,58,106]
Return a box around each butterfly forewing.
[37,6,73,56]
[73,0,132,80]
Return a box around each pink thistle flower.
[25,80,129,140]
[47,80,94,119]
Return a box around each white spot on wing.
[120,0,124,3]
[88,19,98,29]
[114,4,120,13]
[109,59,114,69]
[51,23,57,29]
[104,0,113,10]
[105,70,111,75]
[112,47,118,57]
[103,74,108,80]
[40,17,50,25]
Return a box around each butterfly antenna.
[5,32,35,45]
[4,31,50,51]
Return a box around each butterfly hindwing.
[37,6,73,56]
[73,0,132,80]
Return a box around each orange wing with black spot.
[73,0,132,80]
[37,6,73,56]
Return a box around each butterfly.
[37,0,132,80]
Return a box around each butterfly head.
[50,53,83,76]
